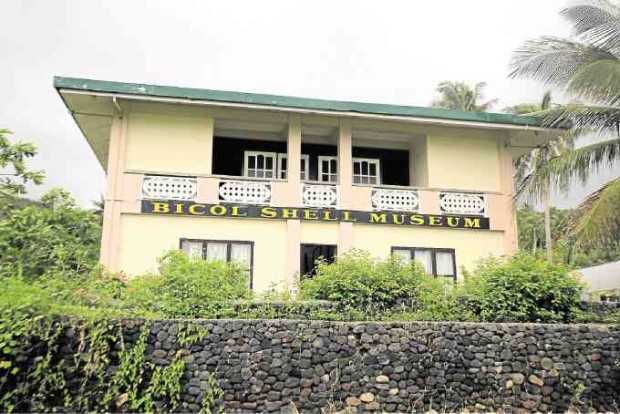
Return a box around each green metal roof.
[54,76,546,127]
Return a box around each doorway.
[300,244,337,278]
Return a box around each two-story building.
[55,77,559,291]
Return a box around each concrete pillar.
[338,118,353,208]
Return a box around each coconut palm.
[509,0,620,249]
[431,81,497,111]
[506,92,574,260]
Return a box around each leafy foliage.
[299,250,428,312]
[0,128,44,197]
[430,81,497,111]
[462,252,583,323]
[0,189,101,279]
[509,0,620,248]
[123,251,252,318]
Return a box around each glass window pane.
[414,249,433,274]
[265,171,274,178]
[369,177,377,184]
[231,243,251,267]
[393,249,412,263]
[353,162,361,175]
[369,163,377,176]
[248,170,256,178]
[266,157,273,170]
[330,159,337,172]
[353,176,361,184]
[207,242,228,261]
[436,251,455,276]
[257,155,264,169]
[182,240,203,260]
[362,162,368,175]
[322,173,329,182]
[248,156,255,169]
[281,157,287,171]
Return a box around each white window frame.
[391,246,456,280]
[243,151,277,179]
[180,238,254,288]
[277,153,310,180]
[352,158,381,185]
[318,156,339,183]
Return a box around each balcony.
[301,183,339,208]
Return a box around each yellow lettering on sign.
[174,203,185,214]
[304,210,319,220]
[260,207,277,218]
[152,202,170,213]
[230,205,247,217]
[447,217,461,227]
[409,214,424,225]
[281,208,298,219]
[429,216,443,226]
[392,214,405,225]
[323,210,338,221]
[189,204,206,215]
[464,217,481,228]
[209,205,227,216]
[369,213,387,224]
[342,211,357,222]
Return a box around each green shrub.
[300,250,428,312]
[462,252,583,323]
[0,190,101,280]
[123,251,252,318]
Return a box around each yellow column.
[338,118,354,255]
[287,114,302,204]
[204,116,215,175]
[100,114,128,272]
[285,219,301,290]
[498,137,518,254]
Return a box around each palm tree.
[505,92,574,261]
[431,81,497,111]
[509,0,620,249]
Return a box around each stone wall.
[118,319,620,413]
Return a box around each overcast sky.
[0,0,616,208]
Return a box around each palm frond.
[569,176,620,247]
[509,37,616,87]
[561,3,618,36]
[540,104,620,135]
[568,58,620,104]
[516,138,620,202]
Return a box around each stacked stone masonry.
[113,319,620,413]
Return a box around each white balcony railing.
[142,175,197,201]
[301,183,339,208]
[218,180,271,205]
[439,192,487,216]
[371,188,419,212]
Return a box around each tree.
[509,0,620,249]
[0,128,45,197]
[431,81,497,111]
[506,92,573,261]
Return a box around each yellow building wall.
[124,111,213,174]
[300,222,340,245]
[352,224,505,277]
[118,214,287,292]
[426,135,500,192]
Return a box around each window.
[318,156,338,183]
[300,244,337,278]
[180,239,254,287]
[391,247,456,279]
[277,154,310,180]
[244,151,277,179]
[353,158,380,185]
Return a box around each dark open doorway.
[300,244,337,278]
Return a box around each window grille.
[371,188,419,212]
[142,175,197,200]
[301,183,339,208]
[353,158,380,185]
[219,181,271,205]
[439,192,487,216]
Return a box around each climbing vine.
[0,312,223,413]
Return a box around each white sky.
[0,0,616,208]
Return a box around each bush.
[300,250,430,312]
[123,251,252,317]
[462,252,583,323]
[0,190,101,279]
